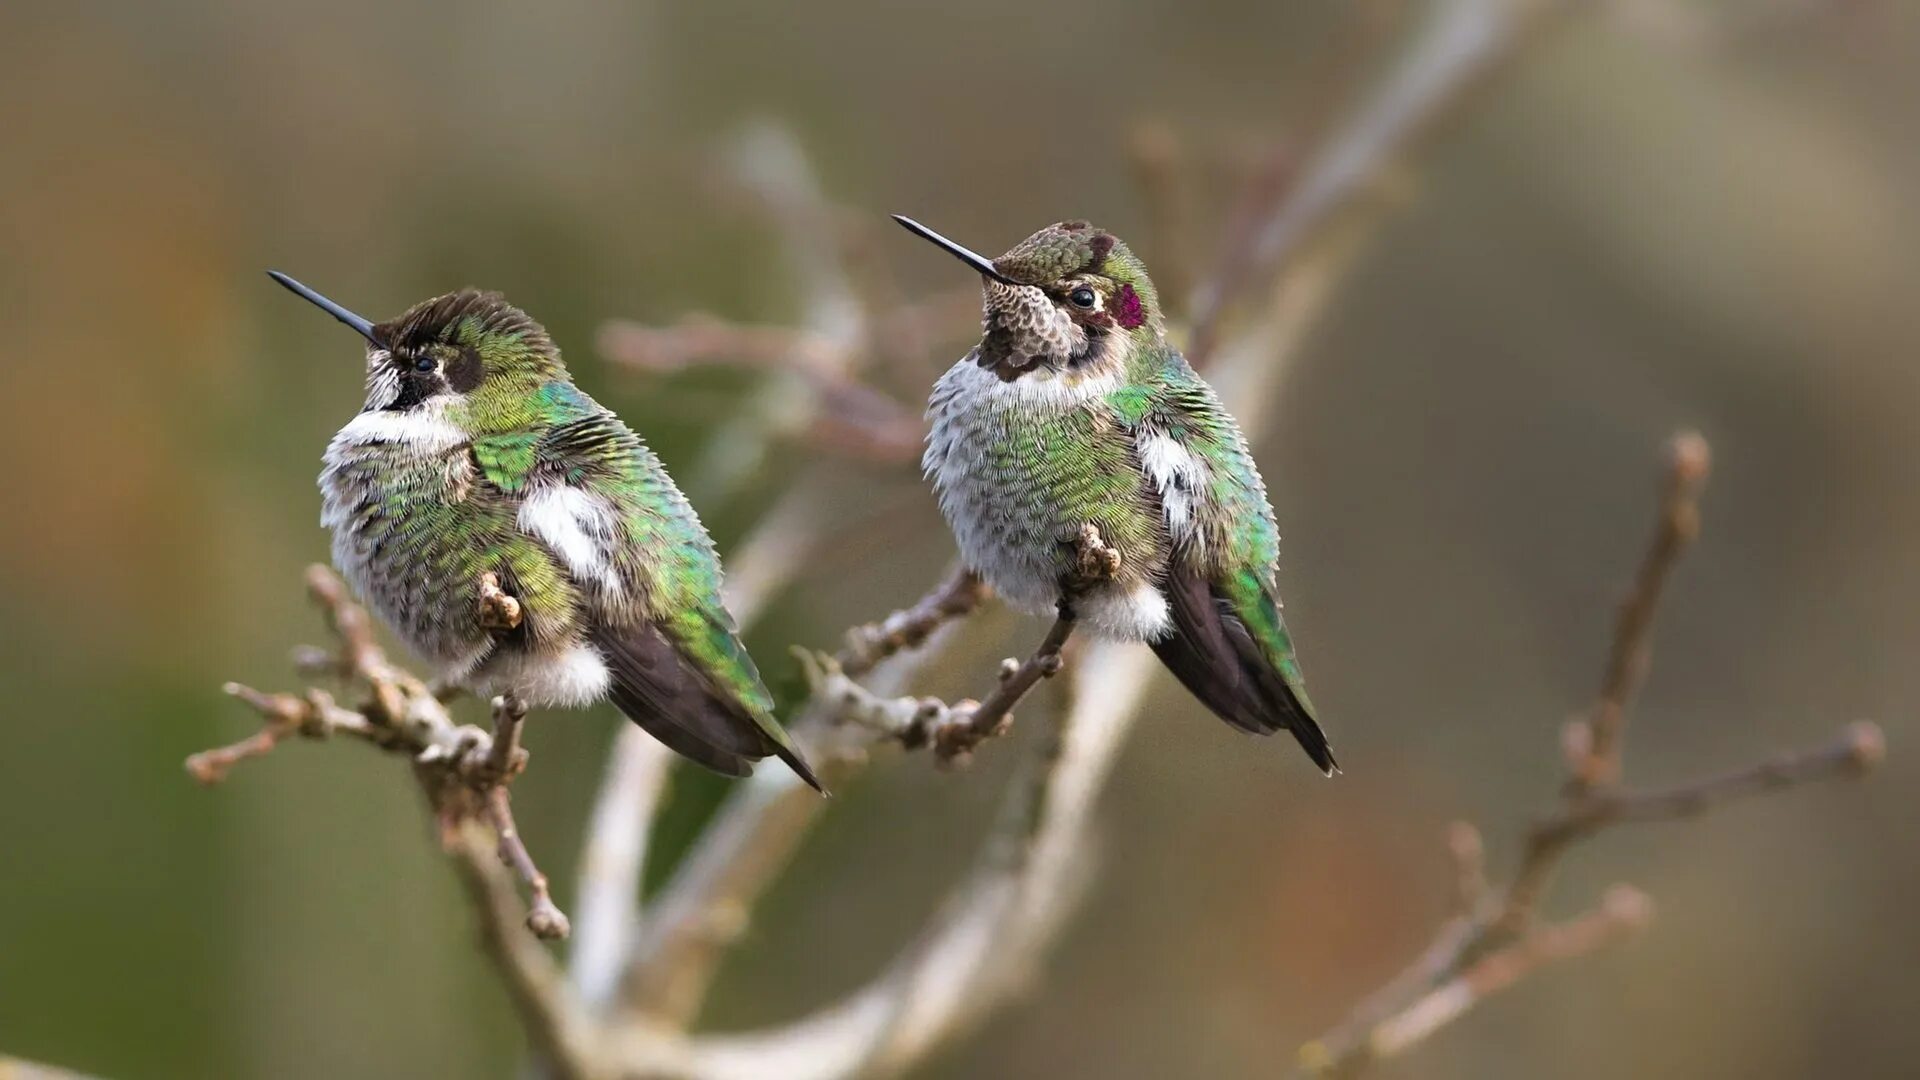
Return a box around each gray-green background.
[2,2,1916,1077]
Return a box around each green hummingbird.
[268,272,822,791]
[894,217,1335,774]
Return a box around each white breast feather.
[518,484,625,597]
[328,402,468,453]
[476,642,612,708]
[924,359,1153,627]
[1138,434,1209,552]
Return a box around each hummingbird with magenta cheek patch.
[893,217,1336,775]
[268,272,823,791]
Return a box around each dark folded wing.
[592,620,824,790]
[1150,562,1337,775]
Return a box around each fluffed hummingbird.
[893,217,1335,774]
[268,272,823,791]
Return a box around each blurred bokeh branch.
[1293,435,1887,1078]
[0,1057,107,1080]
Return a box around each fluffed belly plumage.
[327,520,494,678]
[925,407,1173,640]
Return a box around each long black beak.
[891,215,1017,286]
[267,271,381,346]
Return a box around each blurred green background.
[2,2,1917,1077]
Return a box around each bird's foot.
[477,572,524,631]
[1065,523,1123,594]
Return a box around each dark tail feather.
[771,744,825,795]
[1150,566,1338,775]
[604,678,754,777]
[592,624,825,791]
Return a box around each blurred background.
[3,1,1917,1077]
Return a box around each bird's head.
[269,273,566,426]
[893,216,1163,378]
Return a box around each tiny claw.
[1071,522,1123,584]
[477,572,524,631]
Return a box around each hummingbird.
[268,272,823,791]
[894,217,1335,774]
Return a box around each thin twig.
[1447,821,1488,915]
[597,317,924,465]
[1496,432,1709,935]
[192,568,575,941]
[487,787,571,941]
[1360,886,1656,1068]
[1293,433,1888,1077]
[935,614,1075,765]
[1188,0,1576,367]
[1569,431,1711,792]
[0,1055,111,1079]
[1492,722,1882,940]
[836,565,987,679]
[445,824,606,1080]
[1541,722,1885,841]
[485,694,531,783]
[604,640,1156,1080]
[814,523,1120,765]
[571,730,676,1009]
[1127,119,1196,318]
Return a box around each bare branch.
[1126,119,1196,318]
[811,525,1122,765]
[191,568,574,942]
[934,614,1075,765]
[486,787,570,941]
[0,1055,112,1079]
[836,565,987,679]
[445,824,606,1080]
[1570,431,1712,792]
[1493,721,1882,940]
[597,317,924,465]
[616,764,836,1025]
[1497,432,1709,935]
[1188,0,1576,367]
[608,602,989,1026]
[1534,722,1885,844]
[571,730,677,1009]
[485,694,531,783]
[1294,434,1888,1078]
[1447,821,1488,915]
[797,650,956,748]
[605,641,1157,1080]
[1356,886,1656,1069]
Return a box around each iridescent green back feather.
[1126,345,1315,714]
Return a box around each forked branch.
[189,567,573,942]
[1294,435,1887,1077]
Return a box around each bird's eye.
[1068,287,1097,309]
[412,355,436,373]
